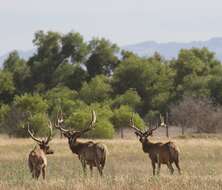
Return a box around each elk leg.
[42,166,46,180]
[80,159,87,176]
[156,153,161,175]
[32,171,35,178]
[175,161,181,174]
[151,161,156,175]
[35,169,41,179]
[167,163,174,174]
[95,160,103,176]
[157,162,161,175]
[28,160,33,173]
[90,165,93,177]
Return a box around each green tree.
[29,31,89,91]
[13,93,48,114]
[86,38,119,77]
[171,48,220,100]
[2,94,49,137]
[112,54,174,115]
[65,105,114,138]
[79,75,112,104]
[3,51,30,94]
[45,85,85,117]
[0,70,15,103]
[0,104,10,132]
[111,105,145,138]
[112,88,141,110]
[61,32,89,64]
[28,31,62,90]
[53,63,88,91]
[207,65,222,104]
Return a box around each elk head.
[27,120,54,154]
[129,114,165,143]
[55,110,96,142]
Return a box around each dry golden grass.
[0,136,222,190]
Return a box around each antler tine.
[129,113,143,135]
[144,114,166,136]
[144,118,162,136]
[160,114,166,127]
[27,123,42,144]
[56,109,64,124]
[80,110,96,134]
[45,120,53,144]
[54,110,69,132]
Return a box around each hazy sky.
[1,0,222,55]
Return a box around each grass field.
[0,136,222,190]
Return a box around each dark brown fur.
[130,116,181,175]
[55,110,107,176]
[137,133,180,175]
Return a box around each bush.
[28,113,53,137]
[45,85,86,120]
[14,93,48,114]
[89,119,115,139]
[112,105,145,130]
[2,94,49,137]
[64,105,115,138]
[79,75,112,104]
[170,96,222,134]
[112,89,141,110]
[0,104,10,133]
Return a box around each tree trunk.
[120,127,124,139]
[165,112,169,138]
[181,125,185,136]
[166,124,169,138]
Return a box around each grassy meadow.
[0,135,222,190]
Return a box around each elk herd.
[27,110,181,180]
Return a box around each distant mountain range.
[1,37,222,68]
[123,37,222,61]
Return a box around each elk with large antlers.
[129,114,181,175]
[55,110,107,176]
[28,120,54,180]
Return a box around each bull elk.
[129,115,181,175]
[28,121,54,180]
[55,110,107,176]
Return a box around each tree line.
[1,30,222,138]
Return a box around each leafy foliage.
[111,105,145,130]
[0,70,15,103]
[79,75,112,104]
[1,31,222,137]
[86,38,119,77]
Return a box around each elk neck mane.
[68,137,94,155]
[141,139,163,154]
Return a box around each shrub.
[170,96,222,134]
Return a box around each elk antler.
[54,110,69,132]
[27,123,42,144]
[160,114,166,127]
[144,114,166,136]
[45,120,53,144]
[144,124,159,136]
[79,110,96,135]
[129,113,143,135]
